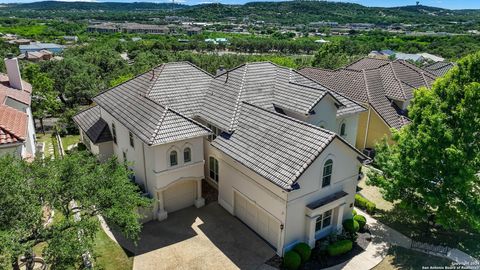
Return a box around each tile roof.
[212,102,337,191]
[423,62,456,77]
[0,74,32,105]
[93,66,211,146]
[72,106,112,144]
[198,62,365,132]
[299,58,438,129]
[0,104,28,145]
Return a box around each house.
[18,50,53,62]
[73,61,368,255]
[300,57,438,152]
[394,52,424,62]
[63,36,79,43]
[423,61,455,77]
[418,53,445,63]
[19,43,64,54]
[0,56,36,160]
[368,50,395,60]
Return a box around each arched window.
[184,147,191,163]
[169,150,178,166]
[340,123,346,136]
[322,159,333,187]
[209,156,219,182]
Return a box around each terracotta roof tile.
[0,104,28,145]
[0,74,32,105]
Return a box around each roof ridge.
[149,107,169,145]
[388,62,408,100]
[397,59,437,79]
[242,101,336,136]
[362,69,373,103]
[228,63,249,132]
[146,64,165,97]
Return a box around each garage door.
[234,192,280,249]
[164,181,196,213]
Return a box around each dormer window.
[170,150,178,166]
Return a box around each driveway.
[112,203,276,270]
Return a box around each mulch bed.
[265,229,372,270]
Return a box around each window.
[315,210,333,232]
[184,147,191,163]
[207,124,222,141]
[129,131,134,148]
[170,150,178,166]
[322,159,333,187]
[340,123,346,136]
[209,156,219,182]
[112,123,117,144]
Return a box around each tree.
[369,52,480,231]
[0,152,151,269]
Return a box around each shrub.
[283,251,302,270]
[77,142,87,151]
[354,194,376,214]
[353,215,367,230]
[293,243,311,263]
[352,209,357,216]
[327,240,353,256]
[343,219,359,234]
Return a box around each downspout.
[363,106,371,150]
[142,143,149,194]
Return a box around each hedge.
[353,215,367,230]
[293,243,311,263]
[354,194,376,214]
[343,219,359,234]
[352,209,357,216]
[283,251,302,270]
[327,240,353,256]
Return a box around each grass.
[36,133,53,158]
[373,246,453,270]
[92,228,133,270]
[61,135,80,151]
[359,167,480,259]
[51,135,59,159]
[0,24,47,37]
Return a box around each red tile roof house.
[0,56,36,160]
[74,62,370,255]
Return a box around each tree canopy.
[369,51,480,231]
[0,152,151,269]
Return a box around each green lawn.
[92,229,133,270]
[61,135,81,151]
[36,133,53,158]
[0,24,47,36]
[373,246,452,270]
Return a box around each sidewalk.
[325,209,479,270]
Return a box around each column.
[306,216,317,248]
[335,203,345,233]
[157,190,168,221]
[194,179,205,208]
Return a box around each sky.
[0,0,479,10]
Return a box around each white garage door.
[164,181,196,213]
[234,192,280,249]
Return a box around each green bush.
[77,142,87,151]
[353,215,367,230]
[354,194,376,214]
[352,209,357,216]
[283,251,302,270]
[293,243,311,263]
[343,219,359,234]
[327,240,353,256]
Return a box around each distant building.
[63,36,79,43]
[19,43,64,54]
[87,22,170,35]
[18,50,53,62]
[394,53,424,62]
[87,23,119,33]
[418,53,444,62]
[9,39,32,45]
[314,39,330,43]
[368,50,394,60]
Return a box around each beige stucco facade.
[355,106,394,150]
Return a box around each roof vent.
[216,66,226,76]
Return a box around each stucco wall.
[0,144,22,158]
[282,139,360,252]
[356,107,393,150]
[305,95,338,131]
[335,114,359,146]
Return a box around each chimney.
[216,66,226,76]
[4,54,23,90]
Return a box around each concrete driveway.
[113,203,275,270]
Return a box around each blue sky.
[0,0,479,10]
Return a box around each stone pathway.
[324,209,480,270]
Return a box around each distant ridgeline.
[1,0,480,25]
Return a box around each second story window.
[112,123,117,144]
[322,159,333,187]
[129,131,134,148]
[184,147,191,163]
[340,123,346,137]
[170,150,178,166]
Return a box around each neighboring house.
[394,52,424,62]
[73,61,368,255]
[19,43,64,54]
[424,61,456,77]
[0,56,36,160]
[300,57,438,151]
[18,50,53,62]
[418,53,445,63]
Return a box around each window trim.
[322,159,333,187]
[315,209,333,232]
[183,147,191,163]
[169,150,178,167]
